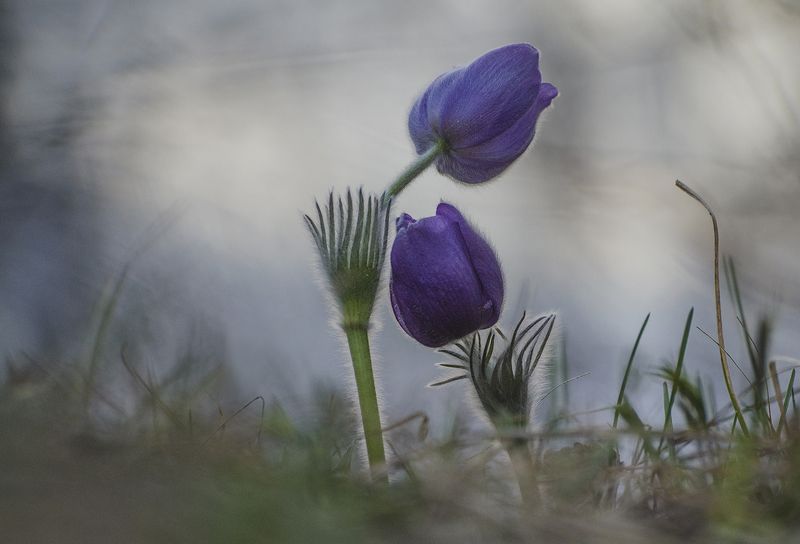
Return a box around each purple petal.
[390,214,488,347]
[438,82,558,183]
[438,44,542,149]
[396,212,416,232]
[424,68,465,135]
[408,84,436,154]
[435,154,511,184]
[456,82,557,160]
[408,69,463,154]
[434,203,503,327]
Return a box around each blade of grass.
[661,381,677,460]
[755,318,775,432]
[120,345,182,428]
[725,259,767,421]
[675,180,748,436]
[696,326,752,387]
[200,396,266,448]
[536,372,591,406]
[82,204,185,413]
[724,257,759,371]
[560,332,569,412]
[777,369,795,437]
[613,313,650,429]
[618,398,657,460]
[658,308,694,453]
[770,361,784,434]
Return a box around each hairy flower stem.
[505,438,540,509]
[343,318,387,482]
[305,189,391,480]
[385,140,445,200]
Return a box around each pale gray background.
[2,0,799,433]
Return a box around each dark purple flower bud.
[390,203,503,348]
[408,43,557,184]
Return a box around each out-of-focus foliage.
[1,260,799,543]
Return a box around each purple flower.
[408,43,557,184]
[390,203,504,348]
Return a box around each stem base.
[343,324,387,482]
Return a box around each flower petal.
[435,202,503,327]
[408,85,435,154]
[439,44,542,149]
[438,82,558,183]
[408,69,463,154]
[390,214,487,347]
[396,212,416,232]
[424,68,465,135]
[435,154,511,184]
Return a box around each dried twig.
[675,180,749,435]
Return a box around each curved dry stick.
[381,411,430,440]
[675,180,749,435]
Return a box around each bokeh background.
[2,0,799,433]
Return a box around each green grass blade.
[613,313,650,429]
[658,307,693,452]
[777,369,796,437]
[661,381,677,460]
[618,398,657,460]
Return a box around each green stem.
[385,140,445,199]
[505,438,540,508]
[343,323,387,482]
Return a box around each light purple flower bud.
[408,43,557,184]
[390,203,503,348]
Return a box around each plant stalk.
[505,438,540,508]
[385,140,444,200]
[343,323,387,482]
[675,180,749,435]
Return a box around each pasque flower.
[390,203,503,348]
[432,313,556,428]
[304,188,392,479]
[408,43,557,184]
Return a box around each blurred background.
[1,0,799,434]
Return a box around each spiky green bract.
[304,188,391,481]
[304,188,392,328]
[434,313,556,429]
